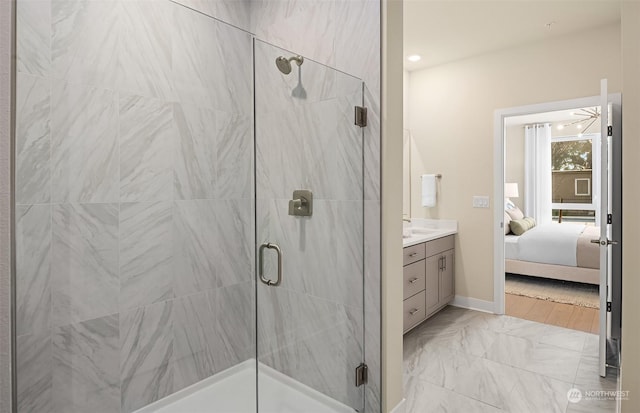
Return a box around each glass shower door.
[254,40,365,412]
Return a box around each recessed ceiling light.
[576,124,583,129]
[407,55,421,62]
[557,125,564,130]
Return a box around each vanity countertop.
[402,219,458,247]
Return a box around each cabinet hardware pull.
[409,277,419,284]
[443,256,446,271]
[409,252,417,257]
[409,309,419,315]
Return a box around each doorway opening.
[503,105,601,333]
[493,91,622,376]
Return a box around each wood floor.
[505,293,599,334]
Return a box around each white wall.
[403,70,410,216]
[504,125,525,211]
[407,23,622,302]
[621,3,640,411]
[382,1,404,410]
[403,70,409,126]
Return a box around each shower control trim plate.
[288,190,313,217]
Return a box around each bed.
[505,223,601,285]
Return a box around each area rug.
[505,273,600,309]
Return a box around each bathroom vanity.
[402,220,457,334]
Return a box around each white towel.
[421,174,436,207]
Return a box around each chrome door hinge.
[355,106,367,127]
[355,363,368,387]
[607,214,613,225]
[607,301,612,312]
[608,125,613,137]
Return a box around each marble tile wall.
[150,0,382,410]
[17,0,382,412]
[15,1,254,412]
[0,3,14,408]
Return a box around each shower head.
[275,55,304,75]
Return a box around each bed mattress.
[505,223,599,268]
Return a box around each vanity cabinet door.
[424,254,440,314]
[440,249,455,304]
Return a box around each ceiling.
[404,0,622,71]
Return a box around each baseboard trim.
[450,295,495,314]
[390,398,406,413]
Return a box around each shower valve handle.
[288,190,313,217]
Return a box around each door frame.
[609,94,623,346]
[492,94,621,315]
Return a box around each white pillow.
[504,211,512,235]
[506,205,524,221]
[504,200,524,219]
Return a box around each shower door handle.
[259,243,283,286]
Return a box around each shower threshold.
[133,359,356,413]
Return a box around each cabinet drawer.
[403,243,426,266]
[403,291,426,332]
[425,235,455,257]
[403,260,426,300]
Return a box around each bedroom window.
[550,134,599,224]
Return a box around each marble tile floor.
[403,306,619,413]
